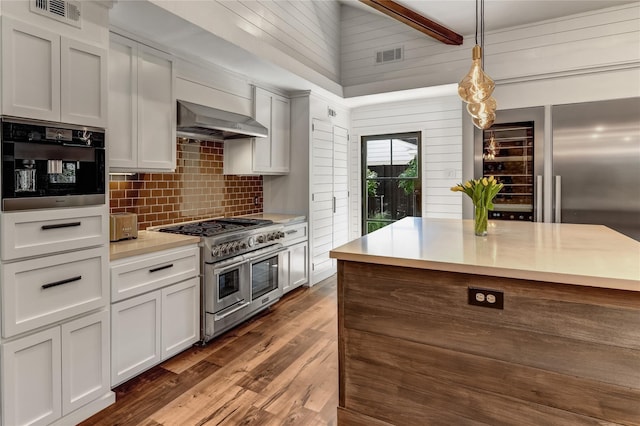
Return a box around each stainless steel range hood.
[176,100,268,141]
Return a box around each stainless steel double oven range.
[158,218,286,343]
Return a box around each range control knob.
[277,231,285,239]
[257,235,265,243]
[212,247,220,257]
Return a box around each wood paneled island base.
[331,218,640,425]
[336,261,640,425]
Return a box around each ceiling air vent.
[375,46,403,64]
[30,0,82,28]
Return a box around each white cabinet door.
[137,45,175,171]
[270,94,291,173]
[111,291,161,386]
[252,87,290,174]
[108,36,175,172]
[161,277,199,360]
[225,87,290,175]
[61,310,109,415]
[333,125,350,250]
[1,327,62,426]
[311,120,335,281]
[289,241,308,291]
[108,37,138,168]
[60,38,107,128]
[311,120,350,284]
[1,17,60,121]
[252,87,272,172]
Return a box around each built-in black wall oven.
[1,117,106,211]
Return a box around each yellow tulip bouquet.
[451,176,504,236]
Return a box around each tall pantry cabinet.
[262,92,351,285]
[0,3,114,425]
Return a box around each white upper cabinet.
[1,17,107,127]
[253,87,290,173]
[109,34,176,172]
[224,86,290,175]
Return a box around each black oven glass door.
[207,260,249,314]
[251,253,281,300]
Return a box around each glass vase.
[474,204,488,236]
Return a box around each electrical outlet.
[468,287,504,309]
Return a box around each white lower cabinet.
[287,241,308,293]
[161,278,200,360]
[111,291,161,386]
[110,246,200,386]
[281,222,309,294]
[1,310,109,426]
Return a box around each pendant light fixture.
[458,0,496,129]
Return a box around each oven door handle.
[245,246,288,263]
[214,301,251,321]
[209,255,246,274]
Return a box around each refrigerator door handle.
[536,175,543,222]
[555,175,562,223]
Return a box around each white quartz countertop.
[110,230,200,261]
[330,217,640,292]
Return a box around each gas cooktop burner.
[158,218,273,237]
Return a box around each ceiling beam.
[359,0,463,46]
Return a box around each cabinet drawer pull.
[41,221,81,230]
[285,229,298,235]
[42,275,82,289]
[149,264,173,273]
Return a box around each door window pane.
[362,133,421,234]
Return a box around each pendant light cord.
[475,0,478,45]
[481,0,485,68]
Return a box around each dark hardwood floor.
[81,276,338,426]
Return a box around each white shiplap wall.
[349,95,463,239]
[340,3,640,97]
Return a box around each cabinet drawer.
[1,206,107,261]
[111,246,199,302]
[283,222,308,245]
[1,247,108,338]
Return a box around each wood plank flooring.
[80,276,338,426]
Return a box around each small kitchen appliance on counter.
[110,212,138,242]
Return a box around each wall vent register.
[30,0,82,28]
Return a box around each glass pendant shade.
[473,112,496,130]
[458,45,495,104]
[467,96,497,118]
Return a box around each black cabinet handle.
[149,264,173,273]
[42,222,81,230]
[285,229,298,235]
[42,275,82,289]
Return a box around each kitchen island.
[330,217,640,425]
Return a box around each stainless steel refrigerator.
[475,97,640,241]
